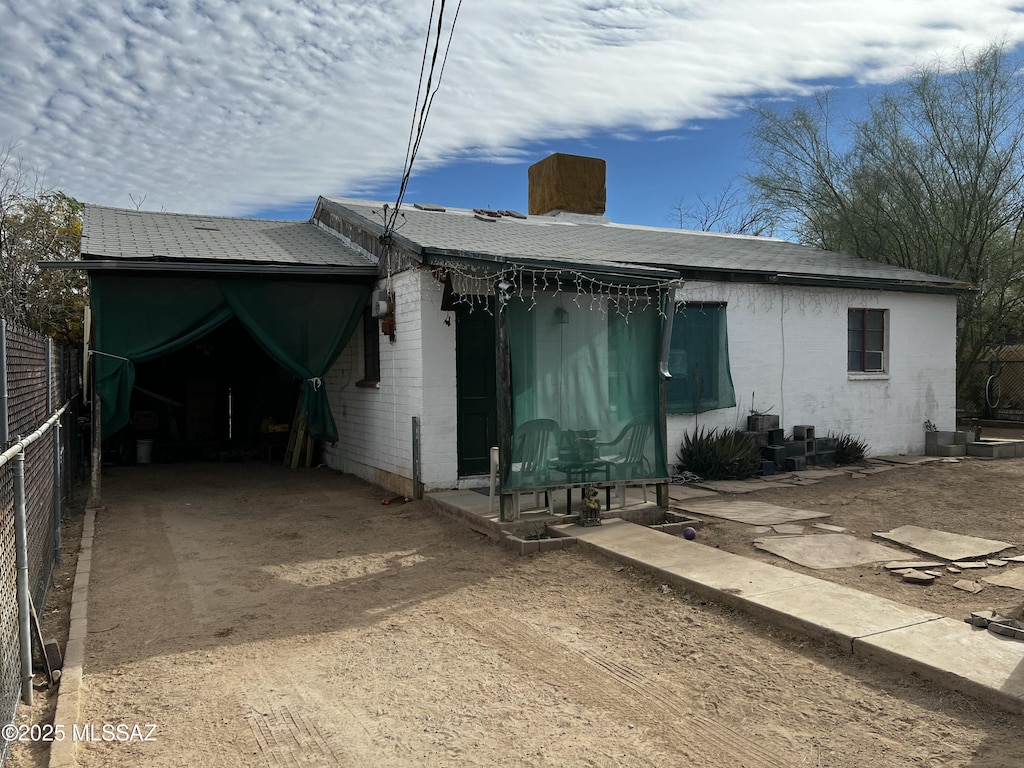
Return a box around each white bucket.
[136,439,154,464]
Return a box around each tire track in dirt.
[453,611,794,768]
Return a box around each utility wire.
[382,0,464,245]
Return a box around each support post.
[46,338,53,413]
[53,419,63,564]
[87,395,102,509]
[0,319,8,446]
[495,303,513,522]
[411,416,422,500]
[13,446,33,705]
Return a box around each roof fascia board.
[421,249,677,283]
[39,260,379,277]
[314,197,423,262]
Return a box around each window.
[666,303,736,414]
[356,306,380,387]
[848,308,886,373]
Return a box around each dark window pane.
[865,330,884,352]
[865,351,883,371]
[848,309,863,330]
[848,351,863,371]
[866,310,884,331]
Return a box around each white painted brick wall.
[666,281,957,462]
[323,269,459,492]
[326,274,956,491]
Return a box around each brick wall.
[666,281,957,462]
[322,269,458,493]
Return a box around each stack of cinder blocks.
[927,430,1024,458]
[744,418,837,473]
[924,430,970,457]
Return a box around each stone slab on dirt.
[982,567,1024,590]
[873,525,1014,561]
[675,500,830,525]
[753,533,908,570]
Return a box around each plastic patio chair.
[596,416,654,507]
[507,418,560,516]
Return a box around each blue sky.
[4,1,1024,230]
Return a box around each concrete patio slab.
[855,618,1024,713]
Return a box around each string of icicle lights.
[430,261,685,320]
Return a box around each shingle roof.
[80,204,377,273]
[322,197,970,292]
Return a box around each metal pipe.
[13,446,33,705]
[659,286,678,380]
[411,416,421,500]
[87,395,102,509]
[53,419,62,564]
[0,404,69,468]
[46,338,53,413]
[0,319,8,445]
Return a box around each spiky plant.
[831,432,869,465]
[677,427,762,480]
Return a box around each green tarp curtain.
[666,303,736,414]
[505,293,668,490]
[91,274,370,442]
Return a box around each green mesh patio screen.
[666,303,736,414]
[91,274,370,441]
[505,293,668,490]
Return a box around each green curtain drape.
[506,293,667,490]
[217,279,370,442]
[91,274,370,442]
[666,304,736,414]
[92,276,233,437]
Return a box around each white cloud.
[1,0,1023,215]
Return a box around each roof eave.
[40,260,380,277]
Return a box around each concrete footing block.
[934,444,966,457]
[967,441,1017,459]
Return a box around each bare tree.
[670,180,780,237]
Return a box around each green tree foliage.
[0,145,86,345]
[747,42,1024,381]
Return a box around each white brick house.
[313,154,968,499]
[71,154,968,509]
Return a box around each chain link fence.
[0,321,82,765]
[958,346,1024,422]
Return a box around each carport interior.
[108,317,300,463]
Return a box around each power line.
[381,0,464,245]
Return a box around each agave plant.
[830,432,869,465]
[677,427,762,480]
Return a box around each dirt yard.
[10,451,1024,768]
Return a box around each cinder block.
[934,444,966,457]
[748,413,780,432]
[762,445,785,466]
[967,441,1017,459]
[793,425,815,441]
[925,431,956,447]
[815,437,839,452]
[805,453,818,466]
[954,431,971,445]
[785,441,806,457]
[816,450,836,465]
[785,456,806,471]
[767,428,785,445]
[760,460,776,476]
[743,430,769,448]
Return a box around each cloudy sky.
[3,0,1024,227]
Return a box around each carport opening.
[103,317,299,464]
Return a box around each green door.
[456,302,498,475]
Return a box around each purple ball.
[683,526,697,540]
